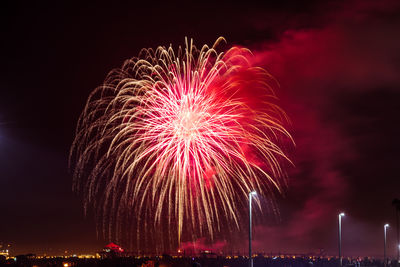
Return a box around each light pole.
[384,224,389,267]
[338,212,345,267]
[398,244,400,263]
[249,191,257,267]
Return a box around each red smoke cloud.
[239,0,400,257]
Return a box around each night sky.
[1,0,400,257]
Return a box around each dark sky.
[1,0,400,257]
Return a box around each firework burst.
[70,37,292,250]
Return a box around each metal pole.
[397,208,399,263]
[249,192,253,267]
[384,224,389,267]
[339,215,342,267]
[249,192,256,267]
[398,244,400,265]
[338,213,345,267]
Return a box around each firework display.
[70,37,292,250]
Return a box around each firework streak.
[70,37,292,250]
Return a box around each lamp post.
[398,244,400,263]
[249,191,257,267]
[338,212,345,267]
[384,224,389,267]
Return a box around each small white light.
[385,224,389,228]
[339,212,345,217]
[250,191,257,196]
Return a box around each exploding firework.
[70,37,292,250]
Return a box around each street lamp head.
[385,224,389,228]
[250,191,257,196]
[339,212,345,217]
